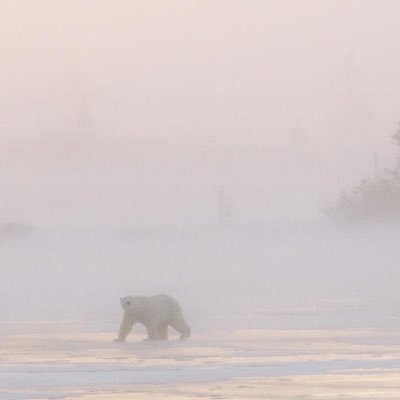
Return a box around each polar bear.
[115,294,191,342]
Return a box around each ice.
[2,321,400,399]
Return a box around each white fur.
[115,294,191,342]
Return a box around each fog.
[0,0,400,400]
[2,2,400,398]
[2,0,400,227]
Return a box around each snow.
[2,322,400,399]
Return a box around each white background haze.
[1,0,400,227]
[1,0,400,322]
[2,2,400,399]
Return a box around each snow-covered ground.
[1,222,400,399]
[2,321,400,399]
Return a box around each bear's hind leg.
[157,323,168,340]
[170,316,191,340]
[144,320,160,341]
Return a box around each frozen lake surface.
[2,319,400,399]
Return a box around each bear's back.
[148,294,182,318]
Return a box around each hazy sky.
[1,0,400,227]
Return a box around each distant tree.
[390,123,400,178]
[218,185,233,226]
[326,125,400,224]
[0,223,33,237]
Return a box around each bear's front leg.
[115,313,134,342]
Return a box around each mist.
[1,0,400,322]
[2,0,400,227]
[2,1,400,399]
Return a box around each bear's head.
[120,296,147,313]
[120,296,134,310]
